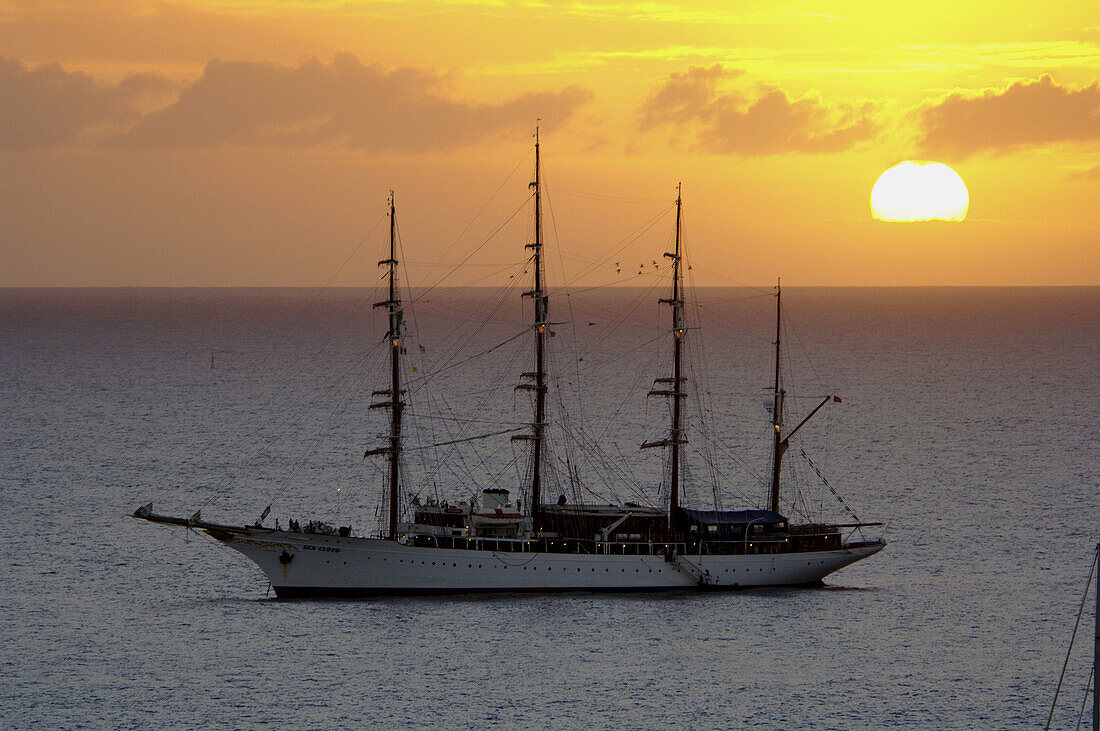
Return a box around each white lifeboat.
[470,488,523,527]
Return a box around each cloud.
[0,53,591,152]
[919,75,1100,158]
[639,64,877,155]
[639,65,744,130]
[0,56,174,150]
[1067,164,1100,181]
[108,54,592,150]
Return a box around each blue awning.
[675,508,787,539]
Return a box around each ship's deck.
[405,530,853,556]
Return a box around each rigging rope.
[799,447,863,524]
[406,328,528,383]
[546,184,668,204]
[1074,668,1094,731]
[408,194,532,306]
[410,150,532,300]
[401,427,524,451]
[1046,544,1099,730]
[195,217,389,512]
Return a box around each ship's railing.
[404,532,868,555]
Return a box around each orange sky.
[2,0,1098,286]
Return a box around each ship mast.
[769,279,783,513]
[366,192,403,540]
[643,184,686,525]
[765,279,835,515]
[513,128,548,533]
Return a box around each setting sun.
[870,162,969,222]
[1,1,1098,286]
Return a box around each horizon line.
[1,284,1097,290]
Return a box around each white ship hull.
[209,527,885,597]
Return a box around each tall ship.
[135,134,885,596]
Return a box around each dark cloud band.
[0,57,174,150]
[638,64,878,156]
[0,54,592,152]
[919,75,1100,159]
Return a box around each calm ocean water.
[1,286,1097,729]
